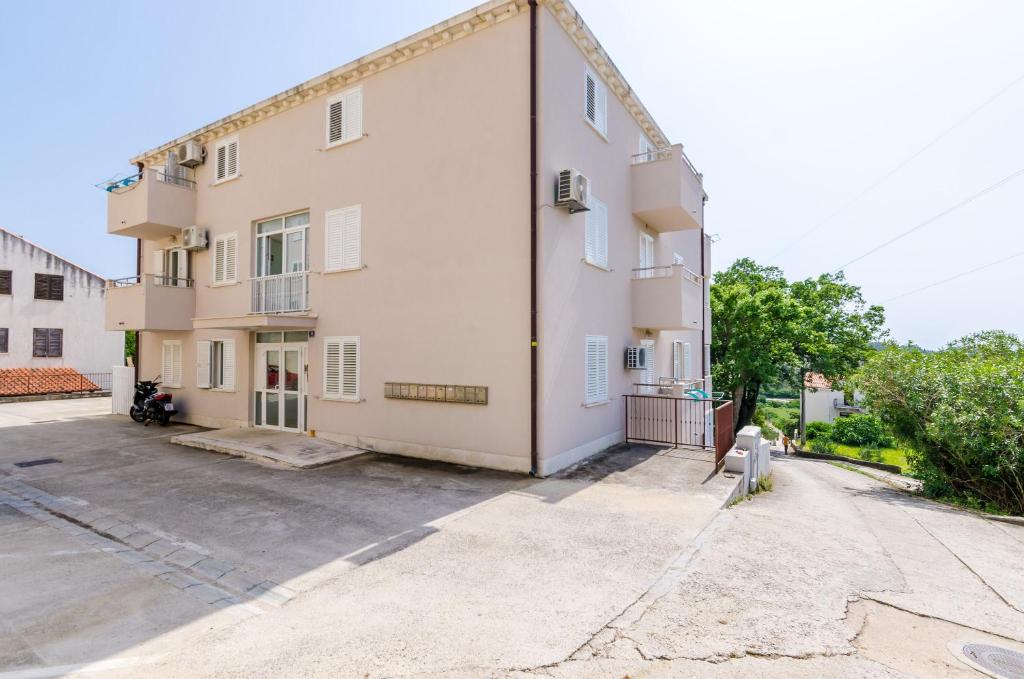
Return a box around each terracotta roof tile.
[803,372,833,390]
[0,368,100,396]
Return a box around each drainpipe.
[134,161,144,381]
[529,0,539,476]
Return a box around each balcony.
[250,272,309,314]
[104,275,195,332]
[631,265,704,331]
[631,144,705,232]
[104,169,196,239]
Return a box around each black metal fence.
[624,395,736,470]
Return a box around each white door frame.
[255,342,307,432]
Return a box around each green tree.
[124,330,137,367]
[857,331,1024,514]
[710,259,884,430]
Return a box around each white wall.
[0,230,123,374]
[803,388,843,425]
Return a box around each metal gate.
[624,395,735,470]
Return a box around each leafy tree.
[124,330,137,366]
[857,331,1024,514]
[710,259,884,430]
[830,414,892,447]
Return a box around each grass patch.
[728,474,774,507]
[832,443,909,469]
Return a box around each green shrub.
[810,438,838,455]
[805,421,833,441]
[830,414,893,447]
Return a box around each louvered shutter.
[213,238,226,283]
[215,144,227,181]
[172,343,182,387]
[585,71,597,126]
[196,340,212,388]
[221,340,235,391]
[341,337,359,401]
[327,98,345,145]
[343,88,362,142]
[641,339,655,392]
[683,342,692,380]
[595,200,608,267]
[224,235,237,282]
[326,206,362,271]
[585,206,597,264]
[226,140,238,178]
[0,270,11,295]
[34,274,49,300]
[585,335,608,404]
[672,341,683,380]
[33,328,47,357]
[596,77,608,135]
[48,275,64,301]
[323,339,341,398]
[0,328,7,353]
[47,328,62,357]
[162,342,174,384]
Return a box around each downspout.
[700,226,706,382]
[134,161,145,381]
[529,0,539,476]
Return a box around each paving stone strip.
[0,477,297,619]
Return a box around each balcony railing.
[630,264,704,330]
[107,274,194,289]
[99,168,196,194]
[632,146,703,182]
[630,144,705,232]
[250,272,309,314]
[103,168,197,239]
[631,264,702,283]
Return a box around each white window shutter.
[324,339,341,398]
[585,70,597,125]
[596,200,608,267]
[683,342,693,380]
[584,197,608,268]
[224,235,237,282]
[344,88,362,142]
[226,140,238,178]
[162,342,174,386]
[173,344,182,388]
[213,238,226,283]
[215,138,239,181]
[196,340,212,388]
[585,208,597,263]
[325,210,344,271]
[585,335,608,404]
[216,144,226,181]
[221,340,235,391]
[327,98,344,145]
[341,337,359,401]
[325,206,361,271]
[641,339,655,392]
[672,341,683,380]
[597,78,608,135]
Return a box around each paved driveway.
[0,409,738,678]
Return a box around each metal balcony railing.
[107,274,194,289]
[630,146,703,182]
[631,264,703,284]
[250,272,309,314]
[97,168,196,194]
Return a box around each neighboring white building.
[0,227,123,375]
[801,372,864,430]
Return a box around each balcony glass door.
[254,212,309,313]
[255,341,306,432]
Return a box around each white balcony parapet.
[250,272,309,314]
[631,264,704,331]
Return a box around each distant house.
[0,228,123,392]
[800,372,863,432]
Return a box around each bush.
[858,332,1024,515]
[830,414,893,447]
[810,438,838,455]
[805,421,833,441]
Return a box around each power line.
[881,249,1024,303]
[770,69,1024,260]
[832,167,1024,273]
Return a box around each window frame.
[212,232,239,285]
[584,197,609,270]
[324,85,364,150]
[584,66,608,139]
[324,204,362,273]
[213,136,240,184]
[161,340,183,388]
[0,270,11,295]
[0,327,8,354]
[32,327,62,358]
[255,211,309,278]
[323,336,360,402]
[33,273,64,301]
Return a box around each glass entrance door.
[255,343,306,432]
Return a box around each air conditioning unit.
[555,169,591,213]
[181,226,208,250]
[176,140,205,168]
[624,346,649,370]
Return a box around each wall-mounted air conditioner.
[181,226,208,250]
[555,169,591,213]
[624,346,649,370]
[177,140,205,168]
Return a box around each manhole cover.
[962,643,1024,679]
[13,458,61,468]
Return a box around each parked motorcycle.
[129,376,178,426]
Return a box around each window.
[34,273,64,301]
[584,67,608,137]
[0,328,8,353]
[212,233,238,284]
[638,134,654,162]
[673,341,692,381]
[161,340,183,387]
[325,86,363,148]
[154,248,190,287]
[640,339,655,394]
[584,335,608,405]
[32,328,62,357]
[584,197,608,268]
[638,232,654,278]
[325,205,362,272]
[197,340,235,390]
[0,270,10,295]
[214,136,239,182]
[324,336,359,401]
[672,253,685,265]
[255,213,309,277]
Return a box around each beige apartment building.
[103,0,710,476]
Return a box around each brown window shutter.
[0,328,8,353]
[48,328,63,357]
[33,328,48,356]
[0,270,11,295]
[34,274,49,299]
[50,275,64,301]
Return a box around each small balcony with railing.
[104,274,195,332]
[250,272,309,315]
[102,168,196,239]
[631,264,704,330]
[631,144,705,232]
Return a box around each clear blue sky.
[1,1,1021,349]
